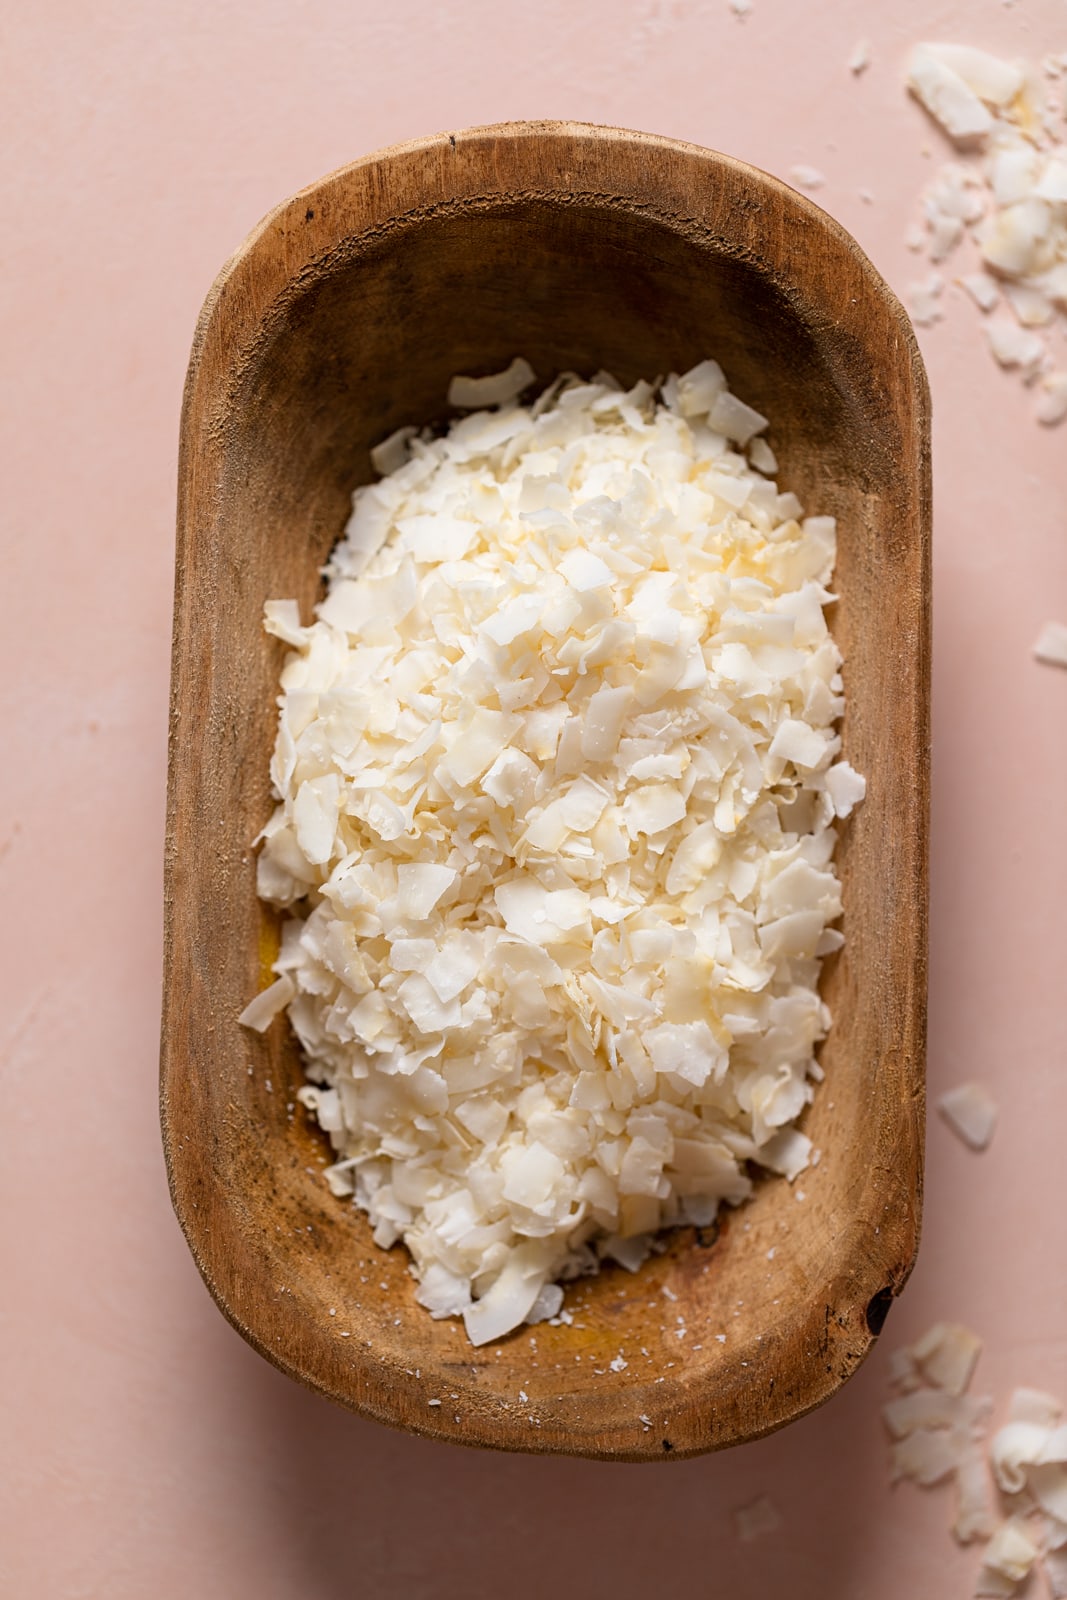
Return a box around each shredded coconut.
[244,360,860,1345]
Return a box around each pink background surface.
[2,1,1066,1595]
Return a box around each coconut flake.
[891,1428,965,1486]
[955,1447,999,1545]
[925,44,1024,108]
[1036,374,1067,427]
[911,1323,983,1396]
[908,45,995,142]
[849,40,871,75]
[370,425,417,476]
[1009,1389,1063,1428]
[910,273,946,326]
[823,761,867,818]
[986,318,1045,370]
[1034,622,1067,666]
[938,1082,998,1150]
[238,974,296,1032]
[789,165,826,191]
[959,272,1000,312]
[735,1496,782,1540]
[883,1387,987,1438]
[448,357,536,409]
[707,389,769,445]
[979,1516,1040,1586]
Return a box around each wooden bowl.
[162,121,930,1460]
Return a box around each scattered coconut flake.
[890,1427,966,1487]
[883,1387,987,1438]
[790,164,826,191]
[1034,622,1067,667]
[729,0,751,14]
[926,44,1023,109]
[889,1347,922,1392]
[979,1516,1040,1587]
[908,44,994,142]
[910,273,946,326]
[1009,1389,1063,1428]
[955,1446,1000,1545]
[735,1496,782,1541]
[1036,373,1067,426]
[938,1082,998,1151]
[959,272,1000,312]
[247,362,860,1345]
[986,318,1045,370]
[1004,283,1052,326]
[911,1323,983,1396]
[849,40,871,76]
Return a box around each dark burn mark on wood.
[865,1285,895,1337]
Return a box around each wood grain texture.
[161,122,930,1461]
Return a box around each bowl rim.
[162,118,930,1460]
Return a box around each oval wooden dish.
[162,122,930,1461]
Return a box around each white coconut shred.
[241,360,865,1346]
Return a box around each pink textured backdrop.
[2,2,1065,1596]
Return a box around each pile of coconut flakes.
[241,359,863,1345]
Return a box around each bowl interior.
[164,128,928,1460]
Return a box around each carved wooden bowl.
[162,121,930,1460]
